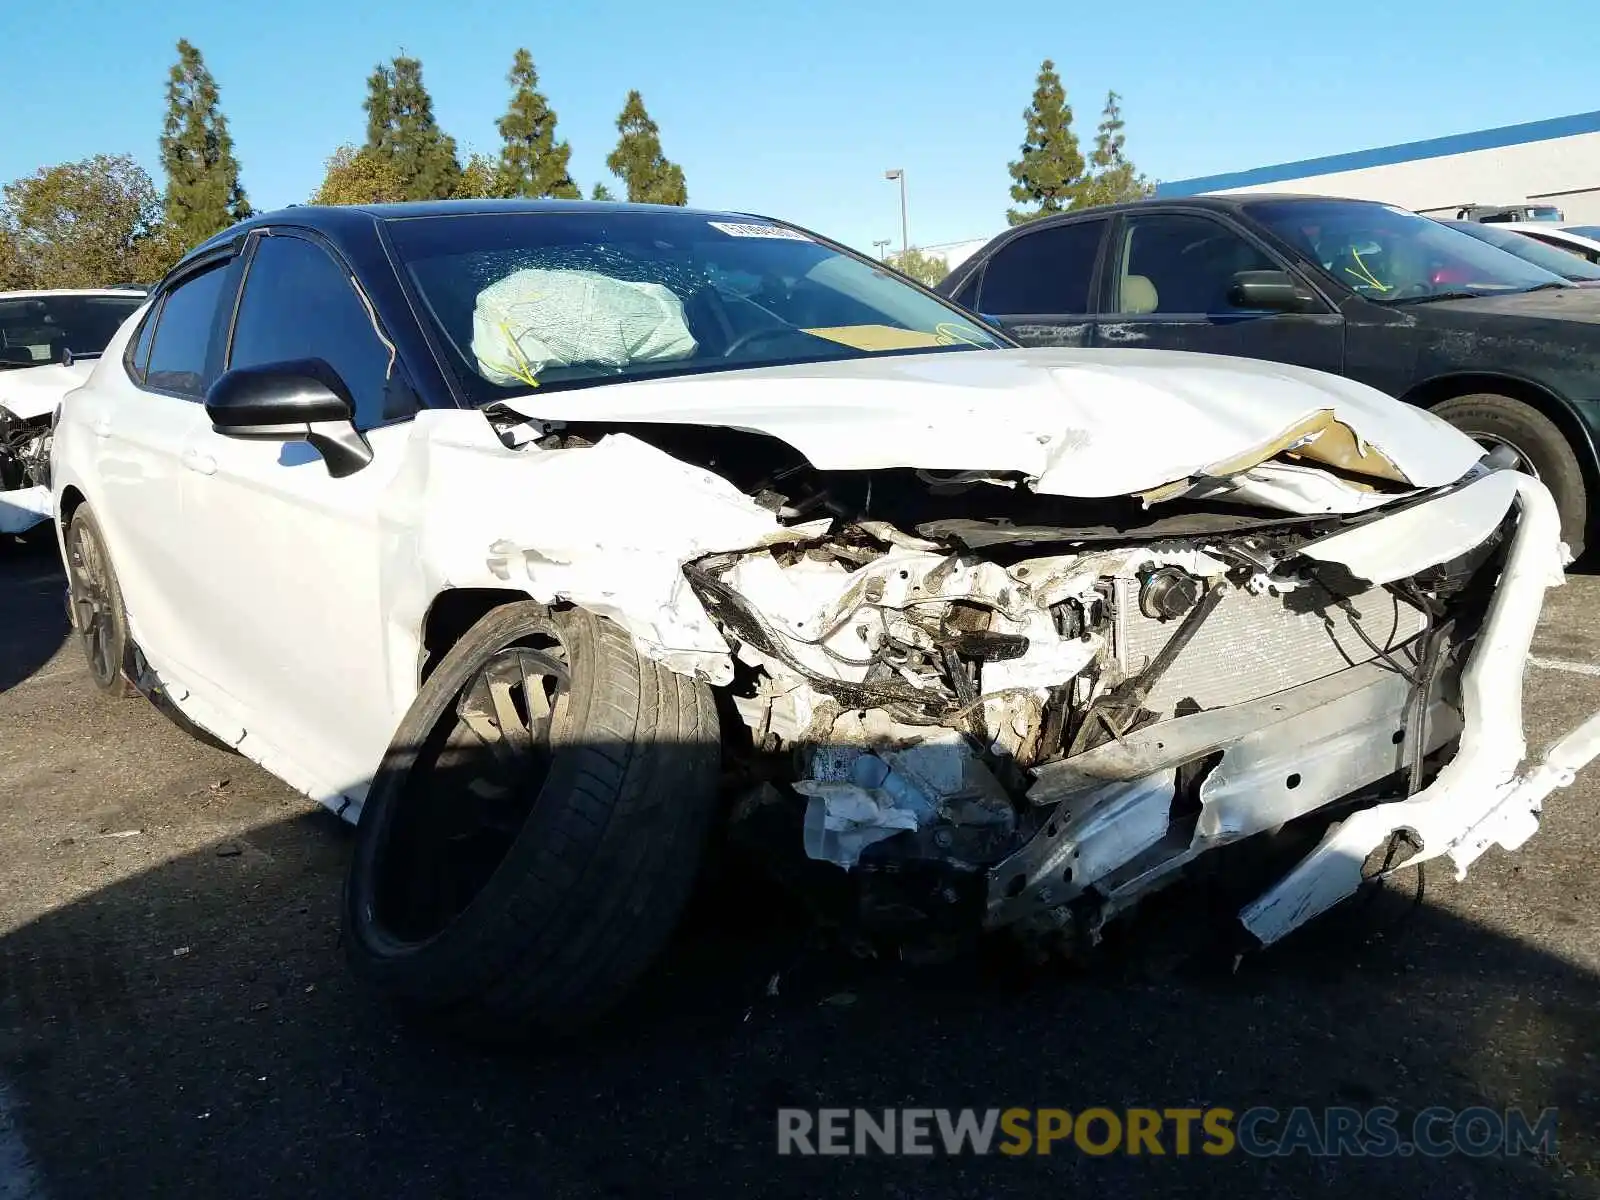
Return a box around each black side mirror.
[205,359,373,478]
[1227,269,1319,313]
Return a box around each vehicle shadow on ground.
[0,534,66,694]
[0,737,1596,1200]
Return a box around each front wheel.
[343,602,721,1037]
[1431,393,1588,558]
[64,506,135,697]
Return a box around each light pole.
[884,169,907,254]
[872,238,891,260]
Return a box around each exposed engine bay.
[682,464,1487,959]
[482,406,1597,960]
[1,408,50,491]
[0,407,52,535]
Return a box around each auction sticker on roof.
[708,221,812,241]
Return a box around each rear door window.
[125,301,161,383]
[977,220,1107,315]
[143,265,232,398]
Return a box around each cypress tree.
[604,91,687,205]
[160,39,250,247]
[363,55,462,201]
[1076,91,1154,208]
[494,49,579,199]
[1005,59,1084,226]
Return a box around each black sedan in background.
[939,195,1600,553]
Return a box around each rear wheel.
[1431,392,1588,557]
[343,603,721,1037]
[64,507,135,697]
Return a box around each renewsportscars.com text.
[776,1106,1558,1159]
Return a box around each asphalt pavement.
[0,533,1597,1199]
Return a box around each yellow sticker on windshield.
[800,325,947,351]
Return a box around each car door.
[1094,211,1344,375]
[968,218,1109,347]
[173,228,424,799]
[85,254,236,679]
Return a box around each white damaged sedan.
[0,289,146,534]
[48,201,1600,1034]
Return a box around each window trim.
[975,216,1111,318]
[1100,208,1333,318]
[950,268,983,312]
[226,225,415,433]
[121,293,165,385]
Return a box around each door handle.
[182,448,217,476]
[91,417,112,438]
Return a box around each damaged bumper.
[1240,472,1598,944]
[0,484,51,535]
[702,465,1593,952]
[475,414,1594,956]
[0,407,52,534]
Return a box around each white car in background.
[0,289,147,534]
[1443,220,1600,285]
[1500,224,1600,267]
[44,200,1600,1036]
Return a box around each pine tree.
[1005,59,1084,226]
[363,55,462,201]
[159,39,250,248]
[494,49,579,199]
[1076,91,1154,208]
[604,91,687,205]
[590,182,615,202]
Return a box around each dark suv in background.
[939,195,1600,554]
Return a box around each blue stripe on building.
[1157,110,1600,198]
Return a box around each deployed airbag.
[469,268,697,386]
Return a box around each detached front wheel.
[343,603,721,1037]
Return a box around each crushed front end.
[0,404,53,535]
[686,463,1597,958]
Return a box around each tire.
[1431,393,1588,558]
[343,602,721,1037]
[64,506,135,697]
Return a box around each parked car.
[0,289,147,534]
[1444,219,1600,285]
[1455,203,1563,223]
[1499,224,1600,267]
[939,195,1600,554]
[49,200,1600,1034]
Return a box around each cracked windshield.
[389,209,1002,399]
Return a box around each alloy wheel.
[374,636,573,945]
[67,520,118,687]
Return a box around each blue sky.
[3,0,1597,254]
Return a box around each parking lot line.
[1528,654,1600,677]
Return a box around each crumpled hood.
[500,347,1482,502]
[0,359,93,421]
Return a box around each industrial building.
[1157,110,1600,223]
